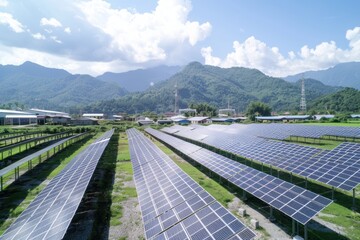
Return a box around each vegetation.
[82,62,340,114]
[246,101,272,120]
[189,102,217,117]
[309,88,360,113]
[0,61,126,109]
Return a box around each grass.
[302,122,360,127]
[284,136,342,150]
[319,203,360,240]
[107,132,137,227]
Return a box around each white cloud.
[64,27,71,34]
[202,27,360,77]
[32,32,46,40]
[0,12,25,33]
[0,0,8,7]
[77,0,211,63]
[50,36,62,44]
[40,17,62,27]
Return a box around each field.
[0,122,359,240]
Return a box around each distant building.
[188,116,210,124]
[113,115,124,121]
[0,109,37,125]
[137,117,154,126]
[172,119,190,125]
[71,117,98,125]
[82,113,105,120]
[157,119,173,125]
[211,118,234,123]
[29,108,71,125]
[351,114,360,119]
[256,115,312,122]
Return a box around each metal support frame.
[242,190,247,201]
[292,219,295,236]
[352,189,357,210]
[269,206,275,222]
[297,222,299,235]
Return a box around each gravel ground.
[108,197,143,240]
[228,197,291,240]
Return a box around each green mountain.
[97,65,181,92]
[0,61,127,109]
[285,62,360,89]
[309,88,360,113]
[84,62,340,114]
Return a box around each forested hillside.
[309,88,360,113]
[0,62,127,108]
[83,62,340,114]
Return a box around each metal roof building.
[256,115,312,122]
[0,109,37,125]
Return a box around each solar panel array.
[0,129,114,240]
[146,128,332,225]
[127,128,256,240]
[0,132,89,180]
[162,124,360,191]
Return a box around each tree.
[189,103,217,117]
[246,101,272,121]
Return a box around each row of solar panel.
[127,128,256,240]
[162,125,360,191]
[0,129,114,240]
[0,132,89,179]
[146,128,332,225]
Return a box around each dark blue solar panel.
[127,128,255,239]
[0,130,114,240]
[147,128,332,225]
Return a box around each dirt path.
[108,196,143,240]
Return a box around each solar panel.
[146,128,332,225]
[163,124,360,191]
[127,128,256,240]
[0,132,89,181]
[0,129,114,240]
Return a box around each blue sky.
[0,0,360,77]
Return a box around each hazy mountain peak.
[97,65,181,92]
[284,62,360,89]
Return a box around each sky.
[0,0,360,77]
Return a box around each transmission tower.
[174,81,178,114]
[300,76,307,113]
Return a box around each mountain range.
[83,62,341,114]
[1,61,359,114]
[284,62,360,89]
[97,65,181,92]
[0,61,127,109]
